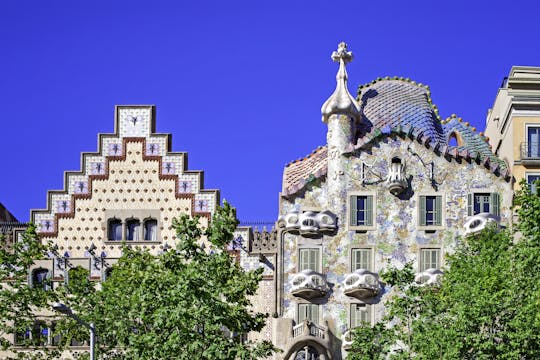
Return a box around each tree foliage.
[0,202,276,359]
[348,182,540,359]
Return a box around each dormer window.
[144,219,158,241]
[126,219,141,241]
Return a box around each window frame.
[467,192,500,216]
[418,194,444,230]
[418,247,442,272]
[350,247,373,272]
[526,173,540,195]
[297,303,320,325]
[348,192,376,231]
[298,248,321,273]
[526,124,540,158]
[350,303,373,328]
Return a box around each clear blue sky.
[1,0,539,223]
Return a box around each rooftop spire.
[321,42,361,123]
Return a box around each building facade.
[485,66,540,195]
[2,43,514,359]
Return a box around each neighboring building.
[2,44,514,360]
[0,202,27,250]
[485,66,540,195]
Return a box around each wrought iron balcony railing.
[520,142,540,162]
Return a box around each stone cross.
[331,42,353,64]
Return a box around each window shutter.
[467,194,473,216]
[299,250,307,271]
[298,304,307,323]
[310,249,319,272]
[350,304,357,328]
[435,196,442,226]
[366,196,373,226]
[490,193,500,216]
[419,196,426,226]
[350,196,357,226]
[311,304,319,324]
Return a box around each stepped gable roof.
[282,146,327,197]
[357,78,444,145]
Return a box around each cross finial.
[331,42,353,64]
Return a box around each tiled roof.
[358,78,444,144]
[282,146,327,197]
[282,78,509,198]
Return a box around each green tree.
[0,202,276,360]
[89,201,276,359]
[348,182,540,359]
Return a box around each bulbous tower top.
[321,42,361,123]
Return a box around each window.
[294,346,320,360]
[144,219,158,241]
[527,126,540,158]
[103,267,113,281]
[351,248,371,271]
[16,322,52,346]
[419,248,441,272]
[299,248,320,272]
[527,174,540,195]
[419,195,442,227]
[350,195,373,227]
[125,219,141,241]
[350,304,372,328]
[108,219,122,240]
[468,193,500,216]
[31,269,50,290]
[298,303,319,324]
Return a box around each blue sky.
[1,0,539,223]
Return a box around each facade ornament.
[321,42,361,123]
[290,269,329,299]
[385,157,408,194]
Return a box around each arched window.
[108,218,122,241]
[126,218,141,241]
[294,345,320,360]
[448,131,463,147]
[31,268,50,290]
[31,321,48,346]
[144,219,158,241]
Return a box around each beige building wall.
[485,66,540,193]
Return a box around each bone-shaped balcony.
[464,212,500,236]
[385,159,407,195]
[290,270,329,299]
[277,210,336,236]
[343,269,381,299]
[415,268,443,286]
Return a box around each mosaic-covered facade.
[1,43,514,360]
[270,43,512,359]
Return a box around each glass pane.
[528,127,540,157]
[144,220,157,241]
[352,249,370,271]
[356,196,366,225]
[126,220,140,241]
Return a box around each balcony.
[290,270,329,299]
[342,329,354,351]
[292,320,327,339]
[464,212,500,236]
[385,158,408,195]
[343,269,381,299]
[277,210,337,236]
[414,268,443,286]
[520,142,540,166]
